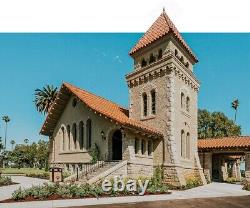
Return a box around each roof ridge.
[63,82,128,111]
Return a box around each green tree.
[34,85,58,114]
[198,109,241,139]
[36,140,49,169]
[24,138,29,144]
[231,99,239,123]
[10,139,15,150]
[2,115,10,149]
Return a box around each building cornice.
[125,51,200,92]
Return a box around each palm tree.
[34,85,58,114]
[231,99,239,123]
[10,139,15,150]
[2,115,10,149]
[0,137,3,152]
[24,138,29,144]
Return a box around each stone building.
[41,10,206,186]
[198,136,250,183]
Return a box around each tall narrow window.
[67,125,70,150]
[72,123,77,149]
[148,140,153,156]
[134,138,138,154]
[181,92,185,109]
[186,97,190,112]
[186,132,190,159]
[142,93,148,117]
[141,58,147,67]
[86,119,92,149]
[181,130,185,157]
[151,90,156,115]
[61,127,65,151]
[141,140,145,155]
[79,121,84,150]
[158,49,162,60]
[149,53,156,64]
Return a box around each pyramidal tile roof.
[40,82,163,137]
[129,10,197,62]
[198,136,250,150]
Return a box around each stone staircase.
[84,161,119,181]
[64,161,122,183]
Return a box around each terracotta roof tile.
[198,136,250,150]
[40,82,163,137]
[129,10,197,62]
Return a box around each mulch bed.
[0,192,171,203]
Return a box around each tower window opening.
[142,93,148,117]
[149,53,156,64]
[158,49,163,59]
[141,58,147,67]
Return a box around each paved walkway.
[0,176,48,201]
[0,182,249,208]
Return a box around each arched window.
[61,127,65,151]
[158,49,162,60]
[141,140,145,155]
[148,140,153,156]
[142,93,148,117]
[79,121,84,150]
[181,130,185,157]
[181,92,185,109]
[180,56,184,63]
[186,132,190,159]
[149,53,156,64]
[186,97,190,112]
[151,90,156,115]
[72,123,77,149]
[86,119,92,149]
[141,58,147,67]
[175,49,178,56]
[134,138,139,154]
[67,125,70,150]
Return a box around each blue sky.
[0,33,249,149]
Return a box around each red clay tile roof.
[40,82,163,137]
[198,136,250,150]
[129,10,198,62]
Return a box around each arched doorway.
[112,130,122,160]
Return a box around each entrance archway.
[112,130,122,160]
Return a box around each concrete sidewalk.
[0,182,249,208]
[0,176,48,201]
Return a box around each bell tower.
[126,9,206,186]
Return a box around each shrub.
[90,143,100,164]
[0,176,13,186]
[242,180,250,191]
[225,177,238,184]
[26,172,49,179]
[12,187,26,200]
[185,176,202,189]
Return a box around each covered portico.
[198,136,250,183]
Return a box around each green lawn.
[1,168,48,174]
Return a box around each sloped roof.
[198,136,250,150]
[129,10,197,62]
[40,82,163,137]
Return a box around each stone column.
[221,157,228,181]
[232,161,237,178]
[245,152,250,183]
[236,159,241,181]
[138,139,142,155]
[199,152,212,183]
